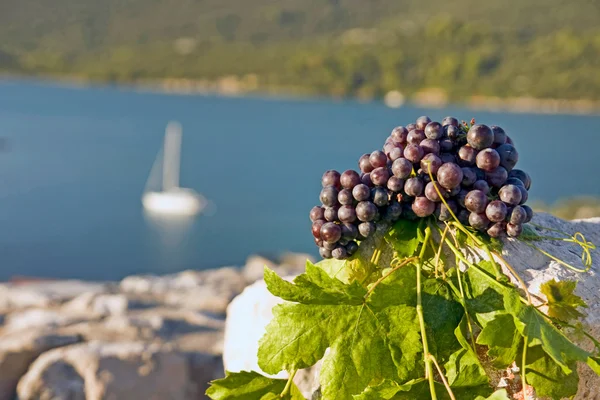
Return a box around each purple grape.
[371,187,389,207]
[467,124,494,150]
[314,237,323,247]
[435,200,458,221]
[361,173,374,187]
[320,186,339,207]
[425,182,448,202]
[392,158,413,179]
[341,223,358,241]
[440,153,456,164]
[456,189,469,207]
[465,190,489,213]
[508,169,531,190]
[469,212,491,230]
[338,205,356,223]
[383,142,397,156]
[353,184,371,201]
[387,176,404,192]
[338,189,354,205]
[487,222,506,238]
[407,129,426,145]
[412,196,435,217]
[323,241,337,250]
[486,167,508,188]
[458,145,478,166]
[322,170,341,189]
[499,184,522,205]
[425,122,443,139]
[332,246,348,260]
[458,209,470,225]
[404,177,424,197]
[388,147,404,161]
[461,168,477,187]
[472,180,490,194]
[371,167,390,186]
[370,150,388,169]
[522,205,534,222]
[325,206,339,222]
[491,126,507,146]
[445,125,461,140]
[518,186,529,204]
[510,206,527,225]
[420,139,440,155]
[439,139,454,152]
[310,206,325,222]
[416,116,432,130]
[506,177,525,187]
[496,144,519,171]
[346,241,359,255]
[319,247,332,259]
[406,123,417,131]
[404,144,425,163]
[321,222,342,243]
[437,163,464,190]
[420,153,442,175]
[391,126,409,144]
[359,154,374,173]
[312,219,325,239]
[358,222,376,238]
[486,200,508,222]
[384,202,403,221]
[340,170,361,189]
[448,185,461,196]
[476,148,501,172]
[507,223,523,237]
[356,201,378,222]
[442,116,459,127]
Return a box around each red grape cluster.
[310,116,533,260]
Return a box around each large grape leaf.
[476,313,522,368]
[525,346,579,400]
[384,219,421,258]
[259,267,423,400]
[464,261,508,324]
[206,371,304,400]
[540,279,587,323]
[316,258,350,284]
[444,316,488,387]
[353,379,502,400]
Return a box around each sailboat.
[142,122,205,216]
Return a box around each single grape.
[358,221,376,238]
[319,247,332,259]
[325,206,339,222]
[412,196,436,217]
[353,184,371,201]
[391,126,409,144]
[371,167,390,186]
[510,206,527,225]
[323,241,337,250]
[416,116,432,130]
[341,223,358,241]
[425,182,448,202]
[361,172,374,187]
[476,148,501,172]
[465,190,489,213]
[320,186,339,207]
[506,177,525,187]
[458,209,470,225]
[437,163,464,190]
[440,153,456,164]
[496,144,519,171]
[518,186,529,204]
[435,200,458,221]
[371,187,389,207]
[321,222,342,243]
[310,206,325,222]
[499,184,522,205]
[388,147,403,161]
[383,142,397,156]
[509,169,531,190]
[507,223,523,237]
[486,200,508,222]
[448,185,462,196]
[404,144,425,163]
[474,168,486,180]
[467,124,494,150]
[420,153,442,175]
[370,150,388,169]
[458,145,478,166]
[359,154,374,173]
[332,246,348,260]
[425,122,443,139]
[439,139,454,152]
[487,222,506,238]
[472,180,490,194]
[469,212,491,230]
[338,238,349,246]
[346,241,358,256]
[356,201,378,222]
[384,202,403,221]
[461,168,477,187]
[486,167,508,188]
[506,136,514,145]
[407,129,426,145]
[404,177,424,197]
[522,205,534,222]
[322,170,341,188]
[442,116,459,127]
[338,205,356,223]
[338,189,354,205]
[491,126,507,146]
[420,139,441,155]
[314,237,323,247]
[312,219,325,239]
[387,176,405,192]
[406,123,417,131]
[392,158,413,179]
[445,124,461,140]
[456,189,469,207]
[340,170,361,189]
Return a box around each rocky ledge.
[0,213,598,400]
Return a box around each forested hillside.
[1,0,600,101]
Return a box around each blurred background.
[1,0,600,281]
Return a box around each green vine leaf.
[316,258,350,283]
[474,390,511,400]
[540,279,587,322]
[444,316,488,387]
[352,379,425,400]
[525,345,579,400]
[354,379,498,400]
[476,313,521,369]
[385,219,422,258]
[206,371,304,400]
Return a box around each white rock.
[62,292,152,317]
[0,281,107,310]
[3,309,91,333]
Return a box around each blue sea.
[0,80,598,280]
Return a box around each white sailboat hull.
[142,188,204,216]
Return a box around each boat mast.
[162,121,182,190]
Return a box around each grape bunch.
[310,116,534,260]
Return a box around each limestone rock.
[3,309,93,333]
[0,281,107,310]
[0,330,81,400]
[62,292,155,317]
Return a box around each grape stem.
[280,369,297,398]
[429,354,456,400]
[364,256,418,299]
[434,224,449,280]
[416,226,437,400]
[522,336,529,400]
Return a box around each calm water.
[0,80,599,280]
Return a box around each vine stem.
[434,224,449,280]
[364,257,418,299]
[429,354,456,400]
[416,226,437,400]
[522,336,529,400]
[280,369,297,398]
